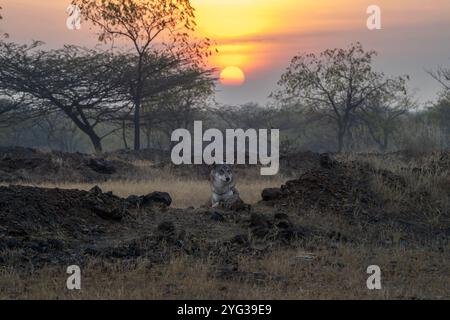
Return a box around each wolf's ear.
[209,163,217,172]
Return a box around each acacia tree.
[73,0,212,150]
[430,94,450,147]
[429,65,450,91]
[142,63,214,131]
[427,61,450,147]
[214,103,277,130]
[273,43,409,152]
[113,51,214,147]
[357,82,412,152]
[0,42,130,152]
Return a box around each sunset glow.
[220,66,246,86]
[1,0,450,103]
[191,0,360,73]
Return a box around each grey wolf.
[209,164,241,208]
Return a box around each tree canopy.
[273,42,410,152]
[71,0,214,150]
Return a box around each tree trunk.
[380,128,389,152]
[88,132,103,153]
[134,99,141,150]
[134,55,144,151]
[146,125,151,149]
[66,114,103,153]
[122,120,128,149]
[77,123,103,153]
[337,126,345,153]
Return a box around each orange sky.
[1,0,450,104]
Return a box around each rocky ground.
[0,146,324,183]
[0,147,449,299]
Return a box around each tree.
[114,51,214,148]
[0,42,130,152]
[428,63,450,147]
[357,82,412,152]
[214,103,277,130]
[273,42,409,152]
[429,65,450,92]
[73,0,212,150]
[430,93,450,147]
[142,66,214,140]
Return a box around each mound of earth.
[0,185,173,236]
[0,147,137,183]
[105,148,171,164]
[1,150,448,271]
[0,184,315,269]
[261,155,450,243]
[262,155,381,213]
[0,146,330,183]
[279,151,323,175]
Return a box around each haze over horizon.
[1,0,450,106]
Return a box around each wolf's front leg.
[210,194,220,208]
[211,201,220,208]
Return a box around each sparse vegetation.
[2,244,448,299]
[0,150,449,299]
[0,0,449,301]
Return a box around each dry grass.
[338,152,450,221]
[2,154,449,300]
[5,175,288,208]
[1,244,448,299]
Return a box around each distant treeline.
[0,1,449,154]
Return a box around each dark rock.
[211,211,225,222]
[250,213,270,228]
[276,220,292,229]
[274,212,289,220]
[126,195,142,206]
[89,185,103,194]
[261,188,283,201]
[142,192,172,207]
[127,191,172,209]
[87,158,116,174]
[319,153,337,169]
[224,197,250,212]
[92,206,124,221]
[157,221,176,235]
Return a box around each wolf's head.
[210,164,235,188]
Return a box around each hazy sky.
[1,0,450,105]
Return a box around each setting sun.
[220,66,246,86]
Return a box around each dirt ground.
[0,147,449,299]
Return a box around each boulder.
[142,191,172,207]
[261,188,283,201]
[87,158,116,174]
[126,191,172,208]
